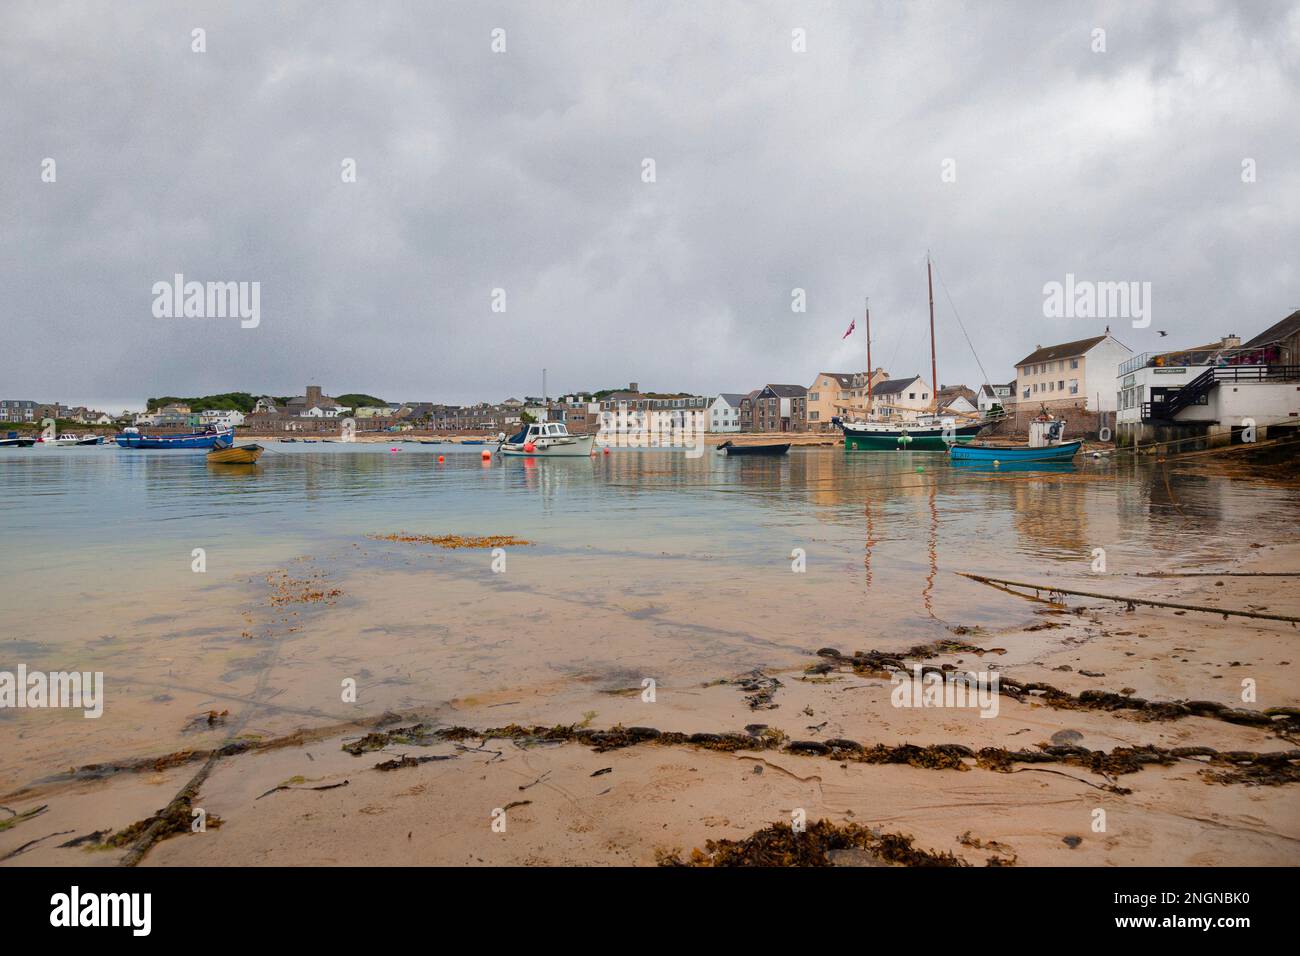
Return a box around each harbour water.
[1,444,1295,789]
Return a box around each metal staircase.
[1143,365,1300,421]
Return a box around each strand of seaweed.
[341,721,1300,791]
[810,644,1300,737]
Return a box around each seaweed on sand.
[814,646,1300,735]
[656,819,967,867]
[1199,750,1300,786]
[368,533,532,549]
[101,796,222,850]
[340,718,1299,788]
[0,804,47,832]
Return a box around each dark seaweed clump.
[656,818,966,867]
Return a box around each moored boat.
[207,443,265,464]
[39,434,80,446]
[841,419,983,451]
[837,257,989,452]
[717,440,790,456]
[0,433,36,448]
[949,416,1082,464]
[498,421,595,457]
[115,426,235,450]
[950,439,1082,463]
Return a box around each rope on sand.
[956,572,1300,625]
[1135,571,1300,578]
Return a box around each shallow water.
[1,443,1295,786]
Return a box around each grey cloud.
[1,0,1296,409]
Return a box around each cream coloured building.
[1013,332,1131,412]
[806,369,889,429]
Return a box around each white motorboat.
[40,435,80,447]
[498,421,595,457]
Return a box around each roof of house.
[1242,309,1300,349]
[1014,335,1110,367]
[715,393,746,406]
[817,372,861,387]
[978,383,1014,397]
[871,376,920,396]
[760,384,807,398]
[286,393,339,408]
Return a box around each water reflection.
[1,445,1295,606]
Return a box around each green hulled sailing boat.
[838,256,988,451]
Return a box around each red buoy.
[523,442,536,453]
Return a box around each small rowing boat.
[207,443,264,464]
[717,440,790,456]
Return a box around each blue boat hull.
[115,429,234,450]
[949,439,1082,463]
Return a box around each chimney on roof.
[1221,334,1241,349]
[629,382,639,393]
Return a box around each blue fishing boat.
[949,441,1082,464]
[949,415,1081,464]
[115,427,234,450]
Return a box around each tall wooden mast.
[927,254,938,412]
[864,298,873,415]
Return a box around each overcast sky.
[2,1,1296,411]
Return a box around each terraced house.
[753,384,808,432]
[805,369,889,431]
[1013,332,1131,412]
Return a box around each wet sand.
[4,535,1296,867]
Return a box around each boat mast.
[864,297,873,416]
[927,253,938,412]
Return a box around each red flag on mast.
[842,318,855,339]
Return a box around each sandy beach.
[4,496,1296,867]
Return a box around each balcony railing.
[1120,346,1286,378]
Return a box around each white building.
[976,383,1014,413]
[1116,316,1300,447]
[304,404,350,418]
[868,376,932,420]
[1013,332,1132,412]
[200,409,246,429]
[707,393,744,432]
[940,395,977,415]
